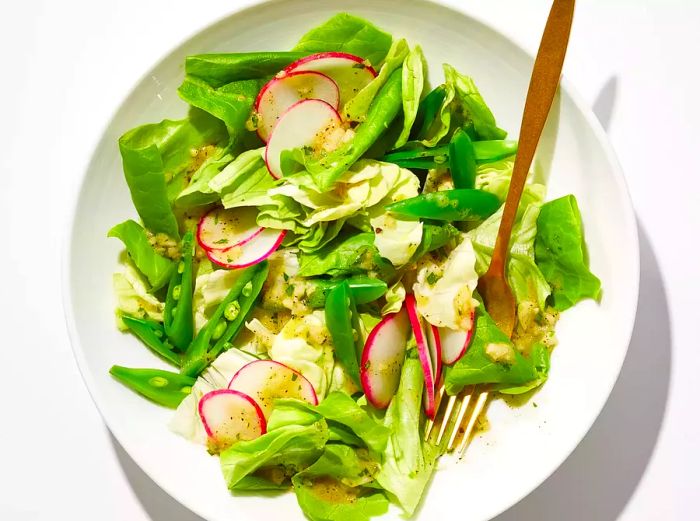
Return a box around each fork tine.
[424,384,445,441]
[457,390,489,458]
[447,388,474,451]
[436,394,457,445]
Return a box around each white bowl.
[63,1,639,520]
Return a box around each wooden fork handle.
[488,0,575,276]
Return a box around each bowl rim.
[61,1,640,520]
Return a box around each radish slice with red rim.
[360,308,411,409]
[439,311,475,365]
[254,70,340,143]
[426,321,442,386]
[207,228,286,269]
[264,98,342,179]
[197,206,263,252]
[198,389,266,452]
[228,359,318,419]
[405,294,437,419]
[284,52,377,106]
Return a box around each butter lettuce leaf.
[113,261,165,328]
[293,13,393,65]
[375,353,441,515]
[535,195,602,311]
[413,235,479,330]
[443,64,507,140]
[344,39,409,122]
[220,421,330,489]
[178,76,263,148]
[293,445,389,521]
[444,306,550,394]
[394,45,425,148]
[298,233,395,279]
[108,220,175,291]
[118,109,227,237]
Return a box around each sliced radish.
[439,311,475,364]
[255,71,340,143]
[198,389,266,452]
[284,52,377,106]
[228,360,318,418]
[264,99,342,179]
[360,308,410,409]
[426,321,442,387]
[197,206,263,252]
[405,294,437,419]
[207,228,286,269]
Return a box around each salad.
[108,13,601,520]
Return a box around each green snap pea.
[109,366,195,408]
[449,129,476,189]
[412,85,447,140]
[386,189,501,222]
[163,231,195,351]
[121,315,181,367]
[381,139,518,170]
[180,261,268,377]
[310,69,403,190]
[324,281,363,387]
[306,276,388,309]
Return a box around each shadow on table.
[494,222,672,521]
[111,434,205,521]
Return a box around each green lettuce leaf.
[298,233,396,279]
[467,205,551,310]
[175,150,233,207]
[444,306,550,394]
[443,64,507,140]
[177,76,263,148]
[375,353,441,515]
[292,445,389,521]
[273,393,390,455]
[535,195,602,311]
[343,39,409,122]
[293,13,393,65]
[220,420,329,489]
[394,45,426,148]
[185,52,306,87]
[118,109,227,237]
[108,220,174,291]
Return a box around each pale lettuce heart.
[371,213,423,267]
[113,261,164,329]
[413,235,479,330]
[169,348,256,444]
[268,311,335,399]
[382,279,407,315]
[192,267,242,332]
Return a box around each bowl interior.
[65,1,639,520]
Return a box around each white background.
[0,0,696,519]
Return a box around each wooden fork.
[426,0,575,458]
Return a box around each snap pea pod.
[386,189,501,222]
[109,366,195,408]
[163,231,195,351]
[306,276,388,308]
[324,281,363,387]
[180,261,268,377]
[310,69,403,191]
[121,315,181,367]
[381,140,518,169]
[449,128,476,189]
[411,85,447,140]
